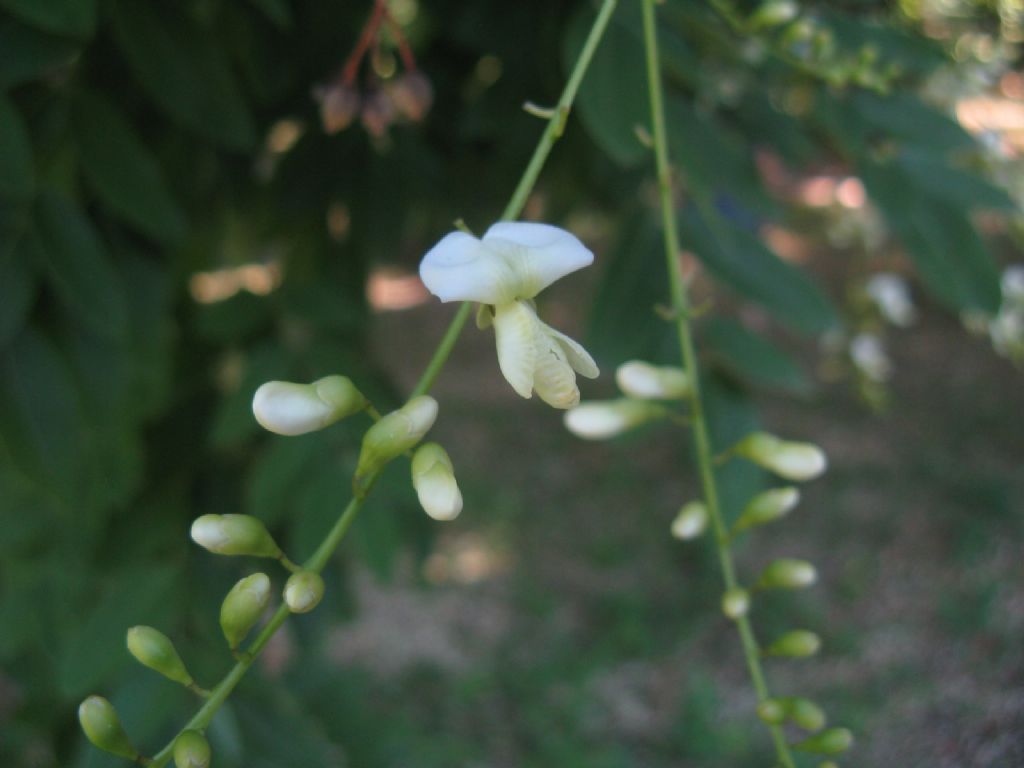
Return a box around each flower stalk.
[639,1,797,765]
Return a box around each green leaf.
[0,0,95,38]
[859,159,1001,313]
[72,91,187,244]
[0,18,81,88]
[563,4,648,166]
[0,94,34,201]
[0,328,84,496]
[680,207,838,336]
[894,150,1018,213]
[702,318,810,394]
[0,247,35,347]
[111,0,256,150]
[58,565,180,697]
[850,91,975,155]
[587,212,673,364]
[33,191,128,340]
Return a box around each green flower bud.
[174,730,211,768]
[757,558,817,590]
[78,696,137,759]
[788,697,828,732]
[126,626,193,686]
[615,360,690,400]
[411,443,463,521]
[757,698,786,725]
[794,727,853,755]
[750,0,798,29]
[284,571,324,614]
[734,432,827,481]
[563,398,663,440]
[190,514,282,558]
[765,629,821,658]
[252,375,366,436]
[220,573,272,650]
[355,396,438,485]
[721,588,750,620]
[733,487,800,534]
[671,501,708,540]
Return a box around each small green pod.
[284,571,325,614]
[190,514,282,558]
[220,573,272,650]
[78,696,137,759]
[126,626,193,686]
[174,730,211,768]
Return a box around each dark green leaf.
[0,94,34,201]
[111,0,256,150]
[72,91,187,244]
[0,328,83,496]
[247,433,331,526]
[702,317,810,394]
[34,191,128,339]
[850,91,975,155]
[564,4,648,166]
[895,150,1017,213]
[859,160,1001,313]
[0,0,95,38]
[0,18,80,88]
[58,565,180,697]
[0,246,35,347]
[680,206,838,335]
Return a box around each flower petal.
[544,323,599,379]
[493,300,539,399]
[419,231,519,304]
[482,222,593,298]
[532,325,581,409]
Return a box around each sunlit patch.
[189,262,282,304]
[326,201,351,242]
[798,175,838,207]
[266,119,304,154]
[367,268,430,312]
[836,177,866,209]
[423,533,509,586]
[762,224,813,263]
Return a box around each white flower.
[1002,264,1024,305]
[420,222,599,408]
[615,360,689,399]
[849,333,892,382]
[253,376,365,436]
[563,399,662,440]
[734,432,828,482]
[864,273,916,327]
[671,501,708,540]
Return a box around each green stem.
[144,3,620,763]
[638,2,795,767]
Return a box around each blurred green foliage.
[0,0,1019,765]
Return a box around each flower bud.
[191,514,282,558]
[671,501,708,540]
[793,727,853,755]
[126,626,193,686]
[788,697,827,731]
[284,571,324,614]
[355,396,438,484]
[388,71,434,121]
[174,730,211,768]
[721,588,750,619]
[750,0,799,28]
[734,432,827,481]
[220,573,271,650]
[733,487,800,534]
[765,629,821,658]
[317,83,360,134]
[78,696,137,759]
[563,399,662,440]
[756,558,817,590]
[411,443,463,521]
[756,698,786,725]
[360,88,396,138]
[615,360,690,400]
[252,375,366,436]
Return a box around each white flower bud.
[615,360,690,400]
[671,501,708,540]
[252,375,366,436]
[865,273,916,327]
[563,399,662,440]
[411,443,463,521]
[721,588,750,619]
[355,396,439,485]
[1002,264,1024,304]
[126,626,193,686]
[757,558,817,590]
[190,514,282,558]
[733,487,800,534]
[284,571,324,613]
[173,730,211,768]
[734,432,827,481]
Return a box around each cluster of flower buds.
[564,359,689,439]
[316,0,433,138]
